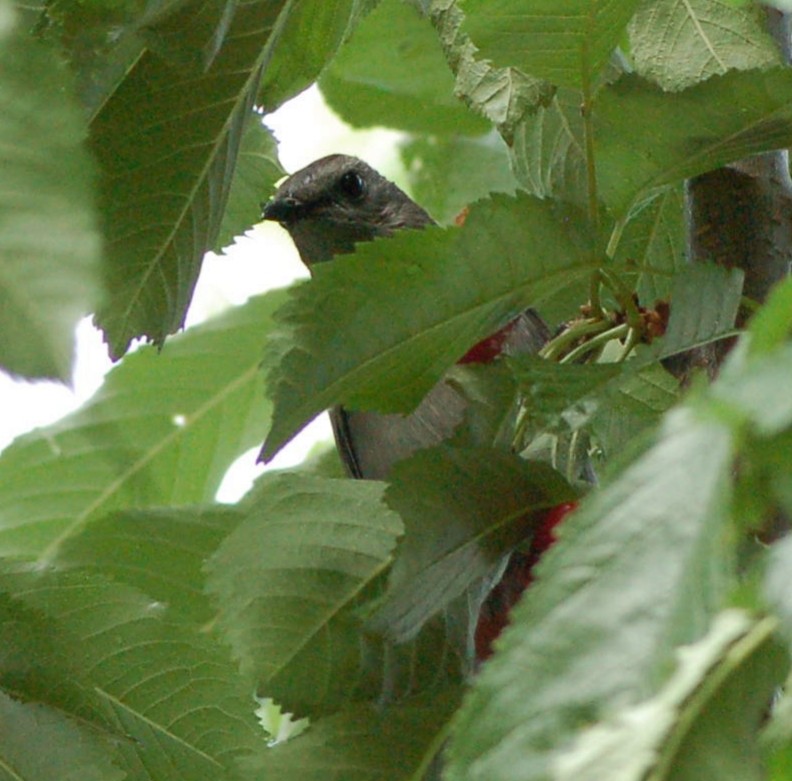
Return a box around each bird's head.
[261,154,433,265]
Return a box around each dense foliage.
[2,0,792,779]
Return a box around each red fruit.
[532,502,576,554]
[458,321,517,365]
[474,501,577,662]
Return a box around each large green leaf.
[320,0,488,134]
[446,406,734,781]
[0,692,124,781]
[0,564,263,781]
[91,1,288,357]
[0,2,102,380]
[206,473,402,717]
[262,193,596,460]
[596,69,792,217]
[0,291,284,559]
[459,0,642,89]
[628,0,780,91]
[371,447,574,642]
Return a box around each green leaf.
[205,473,402,717]
[744,275,792,357]
[260,0,374,113]
[659,263,744,358]
[459,0,642,89]
[596,69,792,216]
[446,406,735,781]
[615,185,687,304]
[0,564,263,780]
[509,355,622,430]
[0,2,102,380]
[262,193,596,460]
[214,115,283,252]
[553,612,786,781]
[54,505,242,625]
[39,0,148,118]
[320,0,489,134]
[91,1,288,357]
[0,692,124,781]
[628,0,781,92]
[431,0,556,140]
[370,447,574,642]
[401,133,518,225]
[0,291,284,560]
[590,360,681,457]
[139,0,237,71]
[246,692,461,781]
[712,343,792,436]
[508,87,588,205]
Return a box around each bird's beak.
[261,196,300,223]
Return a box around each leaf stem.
[538,318,612,361]
[560,323,630,364]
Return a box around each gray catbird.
[262,154,549,479]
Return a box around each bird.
[261,153,550,479]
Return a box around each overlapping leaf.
[0,564,263,781]
[206,473,402,717]
[447,406,735,781]
[55,505,242,625]
[553,613,786,781]
[659,263,743,358]
[0,291,285,559]
[0,2,102,380]
[614,185,686,304]
[508,87,587,205]
[459,0,642,88]
[371,447,574,642]
[262,193,596,460]
[431,0,555,139]
[596,68,792,216]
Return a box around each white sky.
[0,86,404,502]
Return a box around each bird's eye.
[338,170,366,200]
